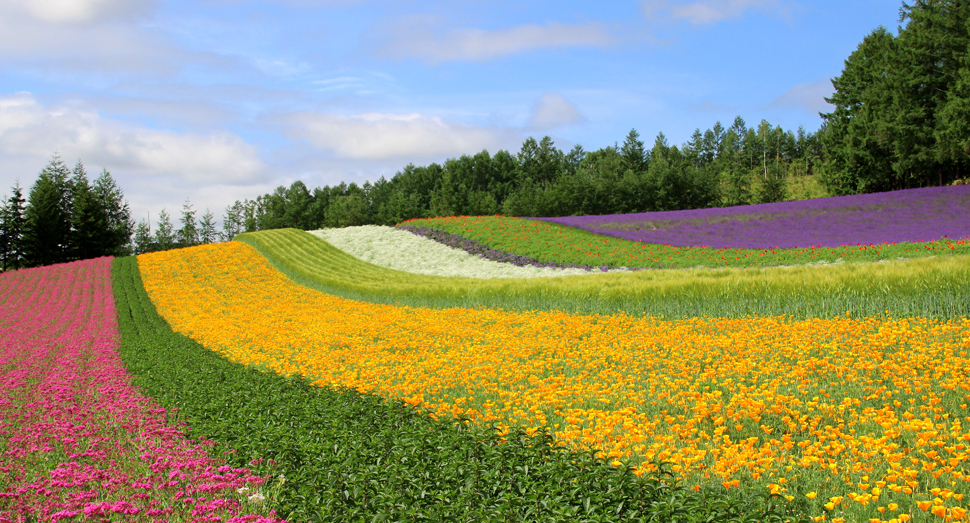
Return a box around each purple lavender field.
[534,185,970,249]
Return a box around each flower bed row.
[135,240,970,523]
[535,185,970,249]
[0,258,281,522]
[112,255,795,522]
[310,225,595,278]
[399,215,970,270]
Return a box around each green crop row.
[111,255,806,522]
[237,228,970,319]
[400,215,970,269]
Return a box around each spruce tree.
[154,209,176,251]
[177,199,199,247]
[199,209,218,244]
[133,218,153,254]
[92,169,134,256]
[22,155,72,267]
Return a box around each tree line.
[224,116,825,233]
[0,156,133,271]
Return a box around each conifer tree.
[154,209,176,251]
[22,155,72,267]
[0,183,26,271]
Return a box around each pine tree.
[199,209,218,244]
[5,184,27,270]
[620,129,647,174]
[68,160,110,261]
[92,169,134,256]
[22,155,72,267]
[154,209,176,251]
[133,218,153,254]
[177,199,199,247]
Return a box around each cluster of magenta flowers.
[0,258,285,522]
[398,225,623,272]
[533,185,970,249]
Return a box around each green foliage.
[112,256,807,522]
[4,156,134,267]
[22,155,72,267]
[822,1,970,193]
[0,182,26,271]
[230,119,823,232]
[236,228,970,319]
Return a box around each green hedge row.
[112,256,808,522]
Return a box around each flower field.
[533,185,970,249]
[400,214,970,270]
[136,239,970,523]
[0,258,282,522]
[309,225,593,278]
[240,228,970,319]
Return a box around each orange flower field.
[138,241,970,523]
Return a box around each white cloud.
[769,80,834,114]
[282,111,519,160]
[529,93,586,129]
[380,20,615,63]
[10,0,153,25]
[0,92,267,185]
[643,0,796,25]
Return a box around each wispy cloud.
[643,0,797,25]
[768,80,834,115]
[281,111,520,160]
[9,0,153,25]
[529,93,586,130]
[379,18,615,63]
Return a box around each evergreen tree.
[821,27,898,194]
[0,183,26,271]
[92,169,134,257]
[199,209,218,244]
[69,169,108,261]
[222,201,244,241]
[22,155,72,267]
[154,209,176,251]
[177,200,199,247]
[133,218,153,254]
[620,129,647,174]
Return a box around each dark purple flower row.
[398,225,628,272]
[531,185,970,249]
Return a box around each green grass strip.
[111,255,806,522]
[400,215,970,269]
[236,228,970,319]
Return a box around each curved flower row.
[310,225,597,278]
[0,258,283,522]
[398,224,633,272]
[138,241,970,523]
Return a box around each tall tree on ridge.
[22,155,72,267]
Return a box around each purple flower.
[530,185,970,249]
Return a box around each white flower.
[310,226,607,279]
[236,486,250,494]
[248,492,266,503]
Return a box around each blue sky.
[0,0,902,226]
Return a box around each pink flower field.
[0,258,283,522]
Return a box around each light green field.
[237,228,970,319]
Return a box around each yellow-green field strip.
[237,228,970,319]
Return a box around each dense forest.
[3,0,968,262]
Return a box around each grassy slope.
[236,228,970,319]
